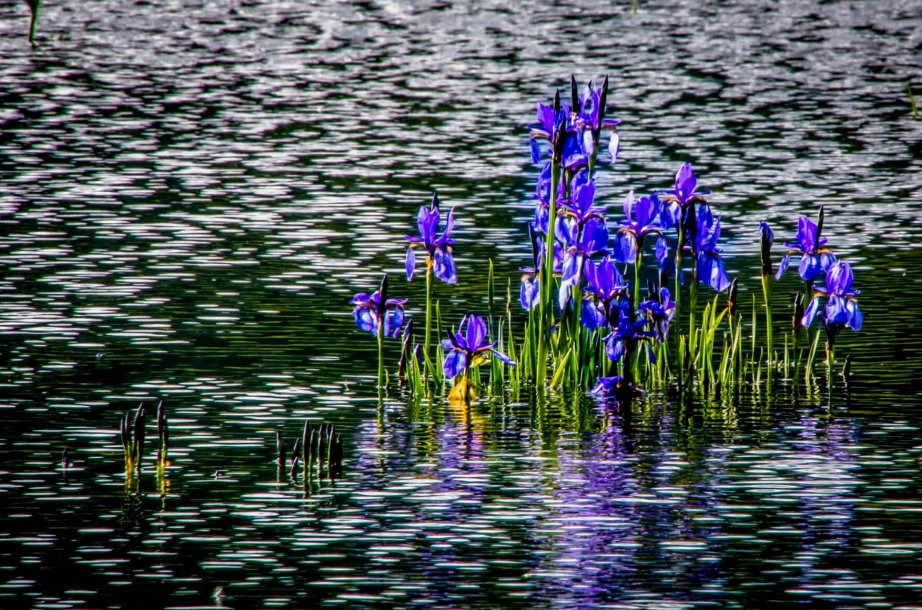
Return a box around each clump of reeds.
[276,422,344,485]
[120,404,146,478]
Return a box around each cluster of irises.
[350,76,863,402]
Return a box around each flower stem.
[377,318,385,389]
[424,264,433,358]
[674,248,683,390]
[634,249,643,312]
[761,274,773,369]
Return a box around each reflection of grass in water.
[910,83,919,120]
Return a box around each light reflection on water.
[2,0,922,607]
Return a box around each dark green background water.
[1,0,921,608]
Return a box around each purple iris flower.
[571,76,621,165]
[639,288,676,343]
[659,163,710,231]
[802,260,862,334]
[604,301,654,362]
[581,256,628,331]
[592,375,624,394]
[775,212,836,282]
[405,193,457,284]
[687,204,730,292]
[614,190,662,264]
[352,276,407,338]
[557,209,609,310]
[529,91,579,166]
[442,315,516,379]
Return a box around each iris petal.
[802,295,821,329]
[799,254,822,281]
[608,131,620,163]
[442,349,468,379]
[675,163,697,205]
[405,248,416,281]
[465,316,488,352]
[774,254,791,281]
[433,247,458,284]
[847,299,863,331]
[698,252,730,292]
[490,349,516,367]
[613,231,636,264]
[605,335,625,362]
[581,300,605,330]
[354,306,378,335]
[530,139,541,164]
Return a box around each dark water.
[1,0,922,608]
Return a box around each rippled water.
[1,0,922,608]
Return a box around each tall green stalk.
[538,160,561,387]
[424,264,433,357]
[761,274,773,369]
[377,318,385,388]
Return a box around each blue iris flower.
[802,260,862,334]
[529,94,580,167]
[604,300,655,363]
[775,213,836,282]
[687,204,730,292]
[659,163,710,231]
[571,76,621,165]
[405,193,457,284]
[580,256,628,330]
[614,190,662,264]
[352,279,407,338]
[442,315,516,379]
[639,288,676,343]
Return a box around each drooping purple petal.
[529,139,541,164]
[405,247,417,281]
[846,299,863,331]
[443,349,468,379]
[613,231,636,265]
[592,376,623,393]
[825,295,850,326]
[354,306,377,334]
[384,306,405,338]
[490,349,516,367]
[433,247,457,284]
[660,201,680,230]
[774,254,791,281]
[802,295,822,329]
[581,300,606,331]
[798,254,823,281]
[581,217,609,254]
[608,131,620,164]
[697,251,730,292]
[605,334,626,362]
[520,277,539,311]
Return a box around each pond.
[1,0,922,608]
